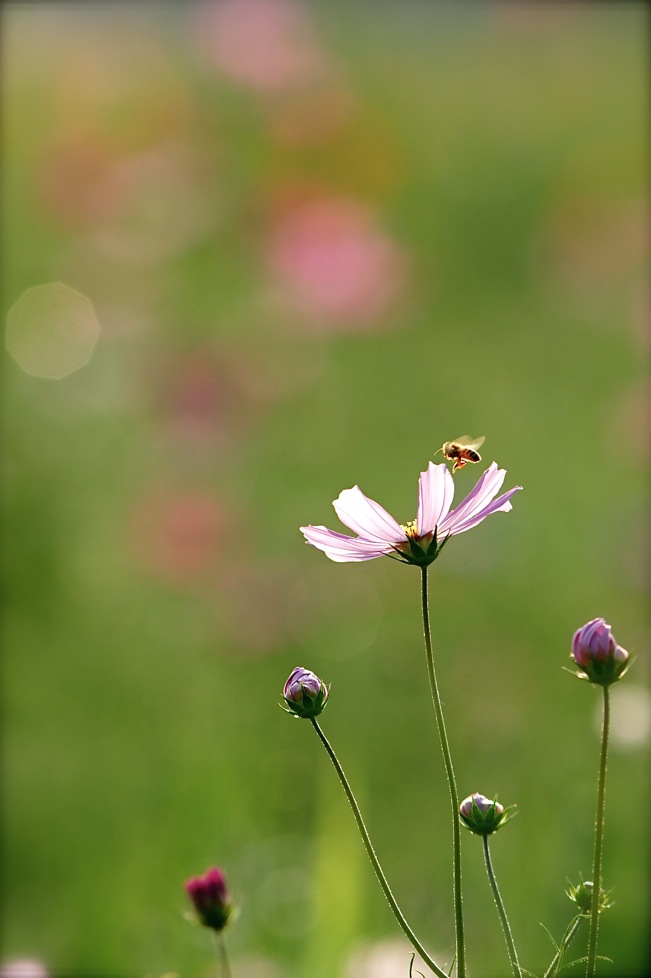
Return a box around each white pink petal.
[417,462,454,535]
[333,486,405,543]
[300,524,395,561]
[440,486,521,536]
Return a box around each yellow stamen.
[401,519,419,540]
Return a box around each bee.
[438,435,485,472]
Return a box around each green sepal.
[281,688,329,719]
[460,799,517,836]
[408,538,426,560]
[567,653,633,688]
[387,525,452,567]
[566,877,613,916]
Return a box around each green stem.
[482,835,522,978]
[543,915,584,978]
[421,567,466,978]
[311,718,447,978]
[586,685,611,978]
[214,932,232,978]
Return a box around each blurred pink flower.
[155,349,274,450]
[163,355,246,448]
[539,196,647,294]
[129,489,225,582]
[90,146,216,264]
[0,963,49,978]
[41,136,216,260]
[195,0,326,92]
[267,86,357,145]
[301,462,521,563]
[268,196,408,327]
[39,136,123,227]
[219,564,293,655]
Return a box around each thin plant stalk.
[311,718,448,978]
[543,915,584,978]
[421,567,466,978]
[482,835,522,978]
[214,932,232,978]
[586,685,611,978]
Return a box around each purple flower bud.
[459,792,515,836]
[460,793,503,819]
[571,618,630,686]
[283,666,329,719]
[185,867,233,932]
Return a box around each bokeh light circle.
[5,282,100,379]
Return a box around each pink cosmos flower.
[300,462,522,565]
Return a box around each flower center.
[401,519,419,540]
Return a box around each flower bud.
[185,867,233,932]
[282,666,329,719]
[459,792,516,836]
[571,618,630,686]
[566,878,612,916]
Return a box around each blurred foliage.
[2,2,648,977]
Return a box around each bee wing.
[453,435,485,450]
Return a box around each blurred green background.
[2,2,648,977]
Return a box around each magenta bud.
[459,792,516,836]
[571,618,630,686]
[282,666,329,719]
[185,867,233,932]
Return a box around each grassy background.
[2,3,648,977]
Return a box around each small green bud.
[566,878,613,916]
[459,792,517,836]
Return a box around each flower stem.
[311,718,448,978]
[586,684,611,978]
[214,932,232,978]
[420,567,466,978]
[542,915,584,978]
[482,835,522,978]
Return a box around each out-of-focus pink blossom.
[219,565,292,655]
[90,146,216,264]
[40,137,210,248]
[163,355,244,448]
[129,489,224,582]
[156,350,273,450]
[0,963,49,978]
[497,4,579,32]
[267,86,356,145]
[268,197,408,327]
[194,0,326,93]
[539,197,647,294]
[38,136,123,227]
